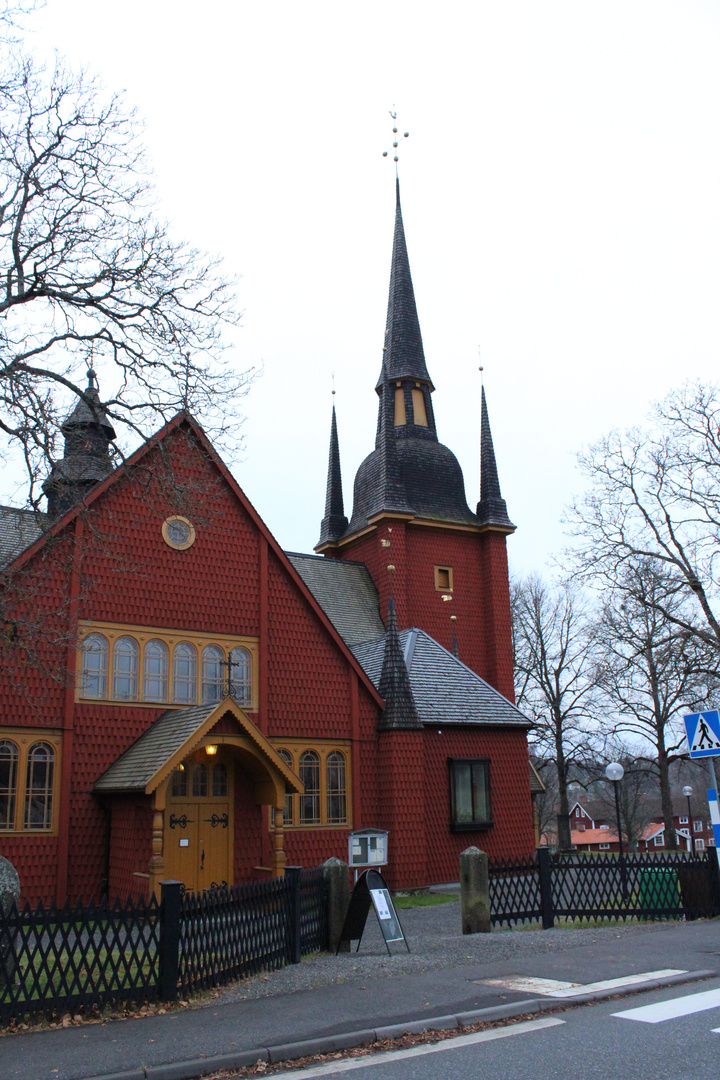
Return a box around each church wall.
[107,795,153,900]
[374,729,426,890]
[423,726,535,883]
[0,835,58,905]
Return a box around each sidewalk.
[2,901,719,1080]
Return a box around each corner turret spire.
[377,595,422,731]
[476,386,514,530]
[43,369,117,519]
[316,402,348,546]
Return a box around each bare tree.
[593,560,716,849]
[0,19,252,505]
[568,382,720,654]
[512,575,601,849]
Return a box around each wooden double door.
[164,755,233,892]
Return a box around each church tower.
[43,369,117,519]
[315,180,516,700]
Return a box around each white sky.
[16,0,720,576]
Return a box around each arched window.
[299,750,320,824]
[24,742,54,830]
[212,762,228,797]
[0,740,18,830]
[229,647,252,706]
[202,645,224,704]
[192,762,208,798]
[173,643,197,704]
[144,639,168,702]
[113,636,139,700]
[170,764,188,797]
[276,748,294,826]
[82,633,108,698]
[326,751,347,824]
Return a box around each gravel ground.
[213,899,682,1005]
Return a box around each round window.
[162,516,195,551]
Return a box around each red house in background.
[0,182,536,903]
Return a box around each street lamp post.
[605,761,628,900]
[683,785,695,854]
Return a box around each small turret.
[43,369,116,519]
[476,386,514,530]
[316,403,348,547]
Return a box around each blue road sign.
[684,710,720,758]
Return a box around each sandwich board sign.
[336,868,409,955]
[683,710,720,759]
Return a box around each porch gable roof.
[94,697,302,795]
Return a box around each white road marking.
[480,969,686,998]
[272,1017,566,1079]
[613,987,720,1024]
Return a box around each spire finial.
[382,108,409,166]
[331,370,336,396]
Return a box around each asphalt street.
[272,979,720,1080]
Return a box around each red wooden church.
[0,182,536,903]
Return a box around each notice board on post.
[336,869,409,954]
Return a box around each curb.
[81,968,717,1080]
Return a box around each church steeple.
[476,386,514,530]
[332,179,477,544]
[316,402,348,547]
[43,369,117,519]
[376,178,434,393]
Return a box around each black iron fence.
[489,849,720,928]
[0,866,326,1025]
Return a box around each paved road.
[273,978,720,1080]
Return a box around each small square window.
[695,838,705,850]
[599,843,610,850]
[680,816,688,825]
[654,834,664,846]
[434,566,453,592]
[449,758,491,830]
[693,820,703,832]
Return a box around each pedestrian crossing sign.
[683,710,720,758]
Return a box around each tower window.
[412,387,428,426]
[394,387,406,426]
[434,566,453,591]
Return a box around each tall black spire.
[476,386,514,530]
[377,596,422,731]
[316,403,348,546]
[376,178,433,392]
[337,180,477,541]
[43,369,117,519]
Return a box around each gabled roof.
[94,698,303,795]
[286,552,385,646]
[0,506,44,569]
[2,411,384,709]
[352,628,529,727]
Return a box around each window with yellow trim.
[77,622,258,709]
[271,743,350,828]
[434,565,453,592]
[0,732,62,833]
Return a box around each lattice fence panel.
[178,876,294,994]
[299,867,327,953]
[0,894,160,1024]
[552,852,719,923]
[488,856,542,926]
